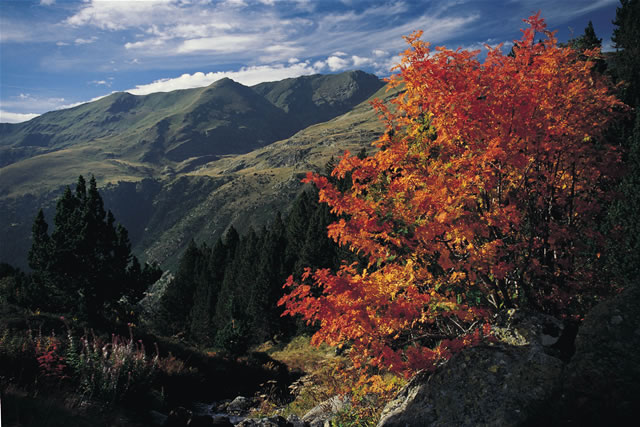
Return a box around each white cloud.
[260,44,305,62]
[40,0,55,6]
[59,0,481,73]
[125,38,168,50]
[351,55,372,67]
[56,41,70,46]
[66,0,175,31]
[223,0,248,7]
[125,62,325,95]
[0,111,40,124]
[326,55,350,72]
[2,94,67,113]
[176,34,259,53]
[75,36,98,45]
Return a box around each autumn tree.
[279,14,625,379]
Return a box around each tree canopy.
[28,175,161,324]
[279,13,625,379]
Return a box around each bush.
[65,329,158,405]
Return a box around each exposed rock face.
[225,396,255,416]
[301,395,351,427]
[378,346,563,426]
[378,285,640,427]
[558,284,640,425]
[377,312,566,427]
[235,415,295,426]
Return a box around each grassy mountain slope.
[253,70,383,129]
[137,83,398,267]
[0,74,392,270]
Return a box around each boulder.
[235,415,293,426]
[301,395,350,427]
[226,396,255,416]
[285,414,307,427]
[377,312,565,426]
[558,284,640,425]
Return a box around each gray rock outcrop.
[301,395,351,427]
[377,312,566,426]
[378,284,640,426]
[558,284,640,425]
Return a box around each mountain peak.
[207,77,240,88]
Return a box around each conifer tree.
[27,175,161,323]
[285,191,315,277]
[248,214,288,342]
[608,110,640,284]
[157,240,201,336]
[612,0,640,107]
[568,21,605,73]
[28,209,50,274]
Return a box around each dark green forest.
[151,155,362,354]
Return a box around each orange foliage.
[279,14,625,378]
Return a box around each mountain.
[0,71,390,269]
[252,70,383,129]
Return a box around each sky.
[0,0,621,123]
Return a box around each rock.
[559,284,640,425]
[235,415,293,426]
[286,414,307,427]
[226,396,255,416]
[377,313,565,427]
[302,395,350,427]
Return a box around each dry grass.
[254,335,406,425]
[256,336,350,418]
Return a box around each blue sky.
[0,0,620,123]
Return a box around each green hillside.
[0,72,391,270]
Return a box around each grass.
[0,74,395,272]
[252,335,407,426]
[0,306,301,426]
[251,336,349,418]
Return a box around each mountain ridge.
[0,71,392,270]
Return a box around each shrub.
[65,329,158,405]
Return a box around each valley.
[0,71,391,270]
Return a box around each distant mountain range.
[0,71,393,270]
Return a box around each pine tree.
[27,175,161,324]
[28,209,50,273]
[608,110,640,284]
[285,191,314,277]
[568,21,606,73]
[612,0,640,107]
[247,214,288,343]
[157,240,201,336]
